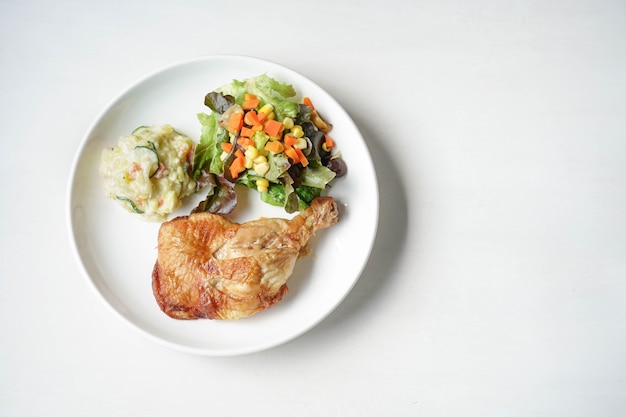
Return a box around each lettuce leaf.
[217,74,299,121]
[260,183,286,207]
[193,112,229,179]
[191,173,237,215]
[265,152,291,182]
[300,163,337,189]
[259,183,321,211]
[295,185,322,206]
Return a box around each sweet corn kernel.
[245,145,258,160]
[258,103,274,115]
[256,178,269,193]
[282,117,294,129]
[267,111,276,120]
[321,143,330,152]
[291,125,304,138]
[244,158,254,169]
[253,155,267,164]
[254,161,270,176]
[295,138,307,149]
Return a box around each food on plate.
[152,196,339,320]
[100,125,196,221]
[192,74,347,215]
[100,75,346,221]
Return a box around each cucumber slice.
[132,125,149,134]
[134,141,160,178]
[115,196,144,214]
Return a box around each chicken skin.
[152,197,339,320]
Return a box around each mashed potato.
[100,125,197,221]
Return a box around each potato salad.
[100,125,197,221]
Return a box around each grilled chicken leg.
[152,197,339,320]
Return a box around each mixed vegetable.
[191,74,347,214]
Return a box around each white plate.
[66,55,378,356]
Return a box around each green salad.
[191,74,347,214]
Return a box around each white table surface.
[2,0,625,415]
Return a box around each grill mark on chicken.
[152,196,339,320]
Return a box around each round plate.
[66,55,378,355]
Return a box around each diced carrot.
[284,134,297,147]
[242,94,260,110]
[294,147,309,167]
[235,149,245,160]
[221,142,233,153]
[324,135,335,149]
[228,112,243,132]
[284,146,300,163]
[256,111,267,124]
[244,111,261,126]
[303,97,314,110]
[237,137,255,149]
[264,141,284,154]
[229,157,244,179]
[240,126,254,137]
[264,119,283,137]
